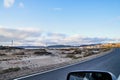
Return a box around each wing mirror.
[67,71,116,80]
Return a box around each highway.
[15,48,120,80]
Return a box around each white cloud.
[0,27,42,44]
[0,26,119,46]
[3,0,24,8]
[4,0,15,8]
[52,8,63,11]
[41,33,119,46]
[19,2,24,8]
[16,27,41,33]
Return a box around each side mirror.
[67,71,116,80]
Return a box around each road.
[15,48,120,80]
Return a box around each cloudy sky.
[0,0,120,46]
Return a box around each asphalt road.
[15,48,120,80]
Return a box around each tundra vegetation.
[0,45,113,79]
[0,67,20,74]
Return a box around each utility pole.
[11,40,13,46]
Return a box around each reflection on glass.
[69,72,112,80]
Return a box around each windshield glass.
[0,0,120,80]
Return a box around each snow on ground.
[0,49,74,70]
[0,55,71,70]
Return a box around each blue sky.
[0,0,120,46]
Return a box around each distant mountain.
[15,43,120,49]
[79,43,102,47]
[15,44,100,49]
[47,45,73,48]
[0,46,23,50]
[13,43,103,49]
[14,45,73,49]
[15,46,45,49]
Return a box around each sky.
[0,0,120,46]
